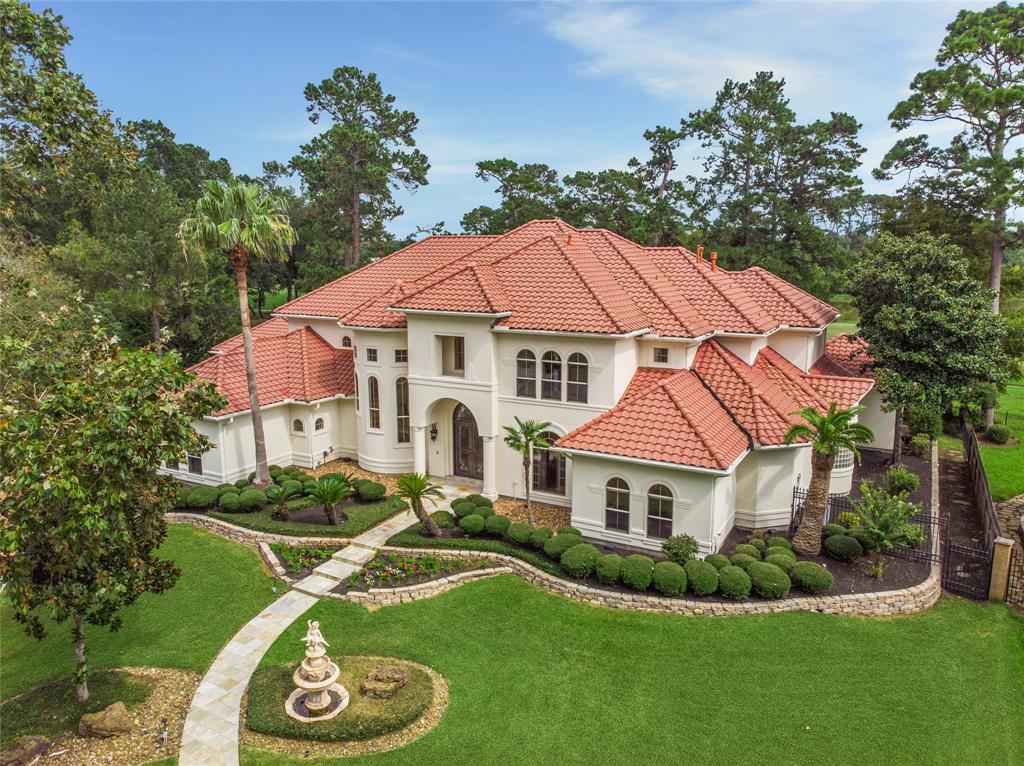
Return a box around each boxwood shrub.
[175,484,193,507]
[886,465,920,496]
[218,493,241,512]
[718,565,752,601]
[987,423,1011,444]
[822,523,847,538]
[766,536,792,551]
[733,543,761,560]
[280,479,303,495]
[621,555,655,591]
[459,513,485,536]
[684,559,719,596]
[704,553,731,571]
[662,533,699,564]
[216,483,237,496]
[790,561,835,594]
[561,543,601,578]
[653,561,687,596]
[557,526,582,537]
[765,545,796,562]
[746,537,767,555]
[543,533,581,560]
[596,553,623,585]
[530,527,553,548]
[466,494,492,508]
[234,478,251,489]
[825,533,863,562]
[356,481,387,502]
[847,526,876,553]
[747,561,791,599]
[451,499,476,518]
[475,504,495,519]
[730,553,757,571]
[484,514,511,536]
[909,433,930,457]
[764,553,795,574]
[507,523,534,545]
[430,510,455,529]
[238,488,266,511]
[186,485,218,509]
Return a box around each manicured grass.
[209,495,406,538]
[388,523,562,574]
[245,577,1024,766]
[1,525,279,699]
[998,380,1024,415]
[827,319,858,339]
[980,379,1024,501]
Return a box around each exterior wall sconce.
[429,424,438,442]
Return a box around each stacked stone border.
[167,512,351,548]
[327,566,515,606]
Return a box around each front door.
[452,404,483,479]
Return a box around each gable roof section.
[817,333,875,378]
[755,347,873,410]
[211,316,291,354]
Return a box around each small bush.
[748,561,791,599]
[234,478,251,489]
[507,523,534,545]
[909,433,931,457]
[746,537,767,555]
[705,553,732,571]
[906,405,942,439]
[466,494,492,508]
[557,526,582,537]
[822,523,847,538]
[847,526,876,552]
[853,480,925,553]
[764,553,795,574]
[653,561,687,596]
[281,479,302,494]
[216,483,237,497]
[886,465,920,496]
[451,499,477,518]
[765,545,796,562]
[730,553,757,571]
[218,493,241,512]
[987,424,1011,444]
[718,565,752,601]
[238,488,266,511]
[543,533,581,560]
[485,514,511,536]
[662,534,699,564]
[733,544,761,560]
[186,485,218,509]
[356,481,387,502]
[561,543,601,578]
[836,511,860,528]
[530,527,553,548]
[430,510,455,529]
[596,554,623,584]
[766,537,792,551]
[684,559,719,596]
[824,534,863,561]
[475,504,495,519]
[459,514,485,536]
[790,561,835,594]
[621,555,655,591]
[175,484,192,507]
[268,464,282,472]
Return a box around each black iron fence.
[961,423,1000,549]
[995,410,1024,433]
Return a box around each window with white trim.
[394,348,408,363]
[567,353,588,403]
[541,351,562,400]
[516,350,537,398]
[440,336,465,377]
[396,377,410,443]
[187,455,203,475]
[167,459,180,471]
[368,376,381,429]
[646,484,673,539]
[292,418,304,434]
[342,336,352,348]
[605,478,630,531]
[314,417,325,432]
[366,347,378,362]
[653,347,669,364]
[531,431,565,495]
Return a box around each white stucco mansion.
[166,220,894,554]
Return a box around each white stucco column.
[482,435,497,499]
[412,425,427,475]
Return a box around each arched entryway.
[452,403,483,479]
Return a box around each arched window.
[541,351,562,400]
[341,335,352,348]
[368,376,381,429]
[647,484,673,539]
[516,350,536,398]
[532,430,565,495]
[292,418,304,434]
[396,377,410,443]
[314,417,325,432]
[567,353,588,403]
[605,478,630,531]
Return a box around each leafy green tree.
[130,119,232,205]
[502,417,553,526]
[461,159,564,234]
[0,286,223,702]
[291,66,429,267]
[178,180,297,486]
[875,2,1024,313]
[394,473,444,537]
[852,233,1008,459]
[852,481,925,576]
[308,476,352,525]
[784,404,874,555]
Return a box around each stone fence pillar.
[988,537,1015,602]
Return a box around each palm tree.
[177,179,296,486]
[308,476,352,526]
[395,473,444,537]
[502,416,552,525]
[265,484,298,521]
[784,403,875,555]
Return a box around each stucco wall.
[733,446,810,530]
[859,387,896,451]
[351,328,414,473]
[767,329,823,371]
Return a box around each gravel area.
[241,656,448,758]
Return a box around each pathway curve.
[179,481,467,766]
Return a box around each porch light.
[430,424,438,441]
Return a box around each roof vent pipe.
[696,245,704,263]
[711,251,718,271]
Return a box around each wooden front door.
[452,404,483,479]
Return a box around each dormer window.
[341,336,352,348]
[653,347,669,364]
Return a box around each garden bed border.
[325,566,515,606]
[167,512,352,548]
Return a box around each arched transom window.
[292,418,304,434]
[532,430,565,495]
[396,377,410,443]
[341,335,352,348]
[605,477,630,531]
[516,349,537,398]
[646,484,674,539]
[314,417,325,432]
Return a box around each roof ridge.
[467,261,510,312]
[693,258,769,333]
[662,377,732,469]
[758,348,830,407]
[551,236,637,334]
[747,267,816,326]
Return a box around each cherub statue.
[301,620,329,653]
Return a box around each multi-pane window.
[532,431,566,495]
[516,350,537,397]
[366,347,378,362]
[314,417,325,431]
[395,349,408,363]
[567,353,588,403]
[653,347,669,364]
[342,336,352,348]
[292,418,304,433]
[396,377,410,443]
[187,455,203,475]
[647,484,674,539]
[541,351,562,400]
[368,376,381,429]
[605,478,630,531]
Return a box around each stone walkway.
[178,481,466,766]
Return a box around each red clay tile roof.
[189,326,354,416]
[755,347,873,411]
[817,333,875,378]
[273,220,837,337]
[211,317,291,353]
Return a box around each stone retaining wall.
[328,567,514,606]
[167,512,350,549]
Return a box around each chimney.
[696,245,704,263]
[711,251,718,271]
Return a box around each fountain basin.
[284,684,350,722]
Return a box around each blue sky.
[51,0,981,236]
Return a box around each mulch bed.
[330,555,493,595]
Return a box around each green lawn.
[209,495,406,538]
[1,525,279,699]
[981,380,1024,501]
[246,576,1024,766]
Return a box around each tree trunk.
[416,498,442,537]
[350,186,361,268]
[232,249,272,487]
[792,452,834,555]
[150,301,162,359]
[324,503,339,525]
[524,454,534,526]
[73,615,89,702]
[891,406,904,465]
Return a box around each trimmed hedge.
[238,488,266,511]
[987,424,1011,444]
[764,553,795,574]
[746,537,767,555]
[485,514,511,536]
[684,559,719,596]
[730,553,757,571]
[280,480,303,495]
[596,553,623,585]
[886,465,920,496]
[704,554,731,571]
[466,494,492,508]
[430,510,455,529]
[557,526,582,537]
[847,526,876,553]
[218,493,241,512]
[822,523,847,538]
[186,485,218,509]
[543,533,581,560]
[748,561,791,599]
[475,504,495,519]
[825,534,863,562]
[909,433,930,457]
[530,527,553,548]
[718,565,752,601]
[507,523,534,545]
[653,561,687,596]
[621,555,655,591]
[766,537,792,551]
[561,543,601,578]
[459,514,485,536]
[733,543,761,560]
[765,545,796,562]
[234,478,251,489]
[216,483,237,497]
[450,499,476,518]
[356,481,387,502]
[790,561,835,594]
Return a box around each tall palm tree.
[308,476,352,526]
[178,180,296,486]
[784,403,874,555]
[395,473,444,537]
[502,416,552,525]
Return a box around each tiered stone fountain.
[284,620,349,722]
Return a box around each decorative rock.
[0,735,50,766]
[360,665,409,699]
[77,701,133,738]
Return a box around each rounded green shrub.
[216,483,236,496]
[684,559,719,596]
[175,484,192,507]
[705,553,731,571]
[847,526,876,553]
[790,561,835,594]
[356,481,387,502]
[281,479,302,495]
[268,464,282,472]
[906,405,942,439]
[733,543,761,560]
[430,510,455,529]
[886,465,920,496]
[543,533,581,560]
[718,565,752,601]
[730,553,757,571]
[662,534,699,564]
[987,424,1011,444]
[459,513,485,536]
[234,478,251,490]
[186,485,218,509]
[218,493,241,512]
[765,545,796,562]
[466,494,492,508]
[653,561,687,596]
[507,523,534,545]
[822,523,847,538]
[485,514,511,536]
[748,561,791,598]
[764,553,795,574]
[475,504,495,519]
[909,433,931,457]
[451,499,477,518]
[238,488,266,511]
[824,533,863,562]
[766,536,792,551]
[561,543,601,578]
[596,554,623,585]
[621,555,655,591]
[557,526,582,537]
[746,537,767,554]
[530,527,553,548]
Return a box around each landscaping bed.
[330,553,494,595]
[206,495,406,539]
[268,542,341,576]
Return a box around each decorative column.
[412,425,427,475]
[482,435,497,499]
